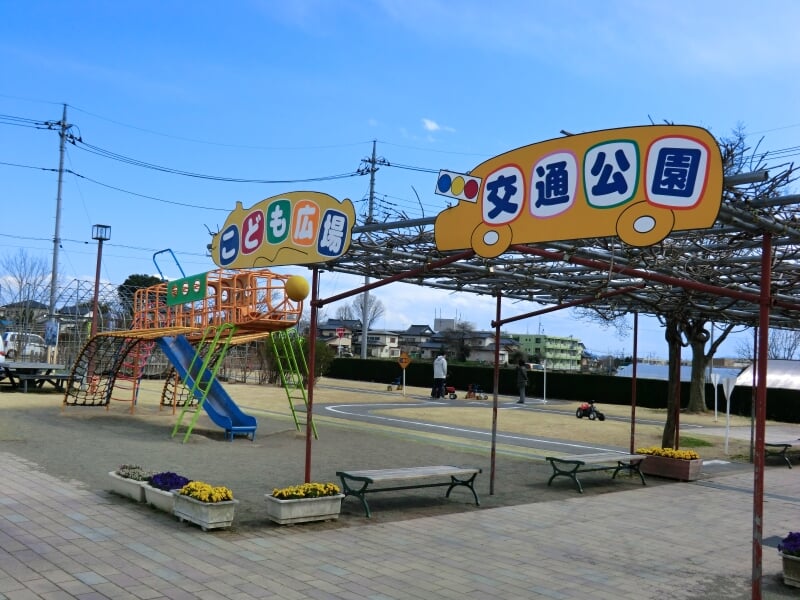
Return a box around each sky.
[1,0,799,360]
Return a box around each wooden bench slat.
[338,466,479,482]
[336,465,481,517]
[552,453,643,465]
[546,452,647,493]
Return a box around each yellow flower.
[178,481,234,502]
[271,482,341,500]
[636,446,700,460]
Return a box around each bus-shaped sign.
[434,125,723,258]
[210,191,356,268]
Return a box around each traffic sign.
[398,352,411,369]
[336,327,345,339]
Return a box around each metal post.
[630,312,638,454]
[490,290,501,495]
[752,232,772,599]
[305,267,319,483]
[90,225,111,338]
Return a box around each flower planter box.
[107,471,146,502]
[638,456,703,481]
[782,553,800,588]
[173,494,238,531]
[143,485,177,513]
[264,494,344,525]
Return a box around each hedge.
[326,357,800,423]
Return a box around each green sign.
[166,273,207,306]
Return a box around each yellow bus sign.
[210,191,356,267]
[434,125,723,258]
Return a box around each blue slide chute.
[157,335,257,440]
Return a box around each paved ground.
[1,380,799,598]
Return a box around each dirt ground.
[0,376,763,532]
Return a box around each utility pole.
[358,140,388,359]
[47,104,68,360]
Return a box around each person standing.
[516,359,528,404]
[432,352,448,398]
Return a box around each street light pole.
[90,225,111,339]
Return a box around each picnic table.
[0,362,69,393]
[336,465,482,517]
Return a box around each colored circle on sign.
[450,176,465,197]
[437,173,452,193]
[464,178,479,199]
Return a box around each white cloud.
[422,118,455,133]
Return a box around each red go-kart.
[576,400,605,421]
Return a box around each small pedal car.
[464,384,489,400]
[575,400,605,421]
[445,385,458,400]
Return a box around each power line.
[0,113,51,129]
[69,137,363,183]
[65,169,230,211]
[0,232,208,258]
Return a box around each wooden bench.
[765,442,796,468]
[336,465,481,517]
[545,452,647,493]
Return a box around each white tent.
[735,359,800,390]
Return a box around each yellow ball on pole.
[285,275,310,301]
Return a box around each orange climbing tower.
[132,268,303,338]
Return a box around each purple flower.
[778,531,800,557]
[149,472,191,491]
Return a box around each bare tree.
[0,249,51,306]
[736,328,800,360]
[334,303,354,321]
[575,125,797,445]
[350,293,384,329]
[443,321,475,362]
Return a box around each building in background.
[514,334,584,371]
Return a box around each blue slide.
[157,335,257,440]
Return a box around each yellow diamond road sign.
[398,352,411,369]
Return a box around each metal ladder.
[171,324,235,443]
[271,328,317,439]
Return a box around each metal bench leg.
[338,476,372,518]
[612,461,647,486]
[766,445,793,469]
[547,460,584,493]
[445,473,481,506]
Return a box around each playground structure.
[62,267,312,441]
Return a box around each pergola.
[323,178,800,330]
[303,164,799,599]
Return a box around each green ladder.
[271,328,318,439]
[171,324,236,443]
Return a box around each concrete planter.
[781,553,800,588]
[173,494,238,531]
[264,494,344,525]
[143,485,177,513]
[107,471,146,502]
[638,456,703,481]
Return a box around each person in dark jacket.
[515,359,528,404]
